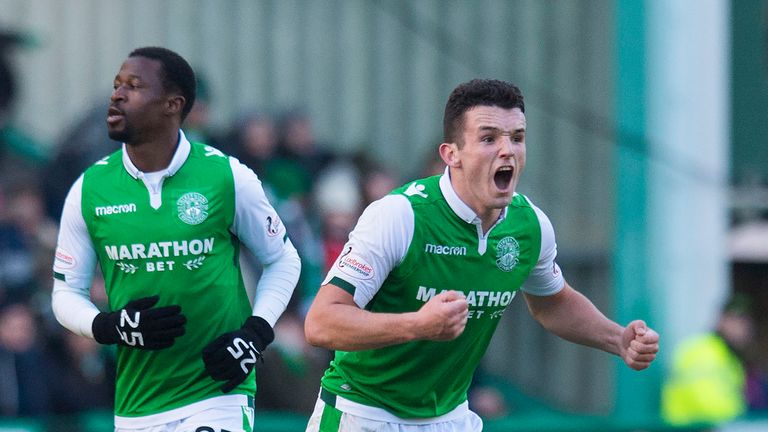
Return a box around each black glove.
[202,315,274,393]
[92,295,186,350]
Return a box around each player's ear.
[439,142,461,168]
[165,95,185,118]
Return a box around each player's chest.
[85,179,231,243]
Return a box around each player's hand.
[620,320,660,370]
[202,316,275,393]
[92,295,186,350]
[416,290,468,341]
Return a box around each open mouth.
[107,107,124,125]
[494,166,514,190]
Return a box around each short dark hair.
[129,46,196,121]
[443,79,525,144]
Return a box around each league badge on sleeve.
[54,248,76,270]
[337,247,375,280]
[266,215,282,237]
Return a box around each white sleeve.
[52,279,100,337]
[229,157,300,327]
[52,175,98,288]
[251,240,301,327]
[51,175,101,337]
[322,194,413,308]
[521,202,565,296]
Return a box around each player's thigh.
[306,397,338,432]
[306,398,370,432]
[177,404,255,432]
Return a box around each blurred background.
[0,0,767,431]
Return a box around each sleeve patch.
[266,214,282,237]
[336,248,375,280]
[54,248,77,270]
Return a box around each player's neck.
[478,209,502,234]
[126,129,180,173]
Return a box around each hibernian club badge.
[177,192,209,225]
[495,236,520,272]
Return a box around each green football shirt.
[53,133,295,422]
[320,173,563,419]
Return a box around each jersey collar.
[121,130,191,179]
[439,166,509,225]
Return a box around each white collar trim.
[438,166,509,225]
[121,130,191,179]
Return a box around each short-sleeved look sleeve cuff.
[322,194,414,308]
[521,203,565,296]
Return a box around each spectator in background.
[253,302,333,415]
[746,362,768,412]
[416,142,449,178]
[0,29,48,188]
[352,153,400,208]
[0,194,35,304]
[182,73,224,151]
[277,108,335,174]
[0,181,57,304]
[745,270,768,412]
[229,109,279,178]
[312,161,363,272]
[232,109,314,206]
[42,103,121,220]
[0,302,55,417]
[312,154,401,272]
[360,168,399,207]
[662,295,754,426]
[276,108,336,198]
[46,331,115,414]
[228,108,325,314]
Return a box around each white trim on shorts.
[328,391,470,425]
[114,394,250,429]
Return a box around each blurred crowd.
[3,30,768,430]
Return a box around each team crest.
[495,236,520,272]
[177,192,209,225]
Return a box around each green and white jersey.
[320,170,564,420]
[52,131,299,428]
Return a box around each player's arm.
[523,285,659,370]
[51,174,101,337]
[201,239,299,392]
[304,190,468,351]
[51,175,186,349]
[202,157,300,392]
[520,201,658,370]
[227,156,300,326]
[305,283,467,351]
[52,279,101,337]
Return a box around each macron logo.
[95,203,137,216]
[425,243,467,256]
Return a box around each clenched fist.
[620,320,660,370]
[415,290,469,341]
